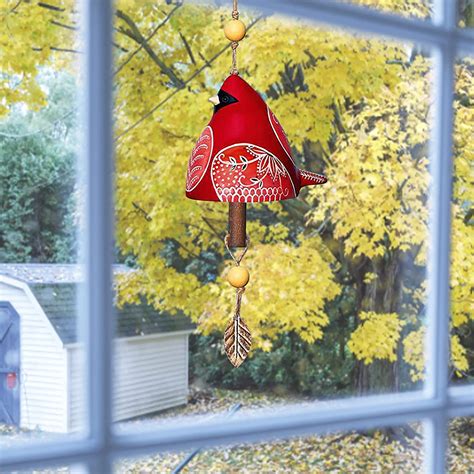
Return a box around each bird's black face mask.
[214,89,238,114]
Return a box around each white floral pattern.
[211,143,296,203]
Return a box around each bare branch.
[464,207,474,225]
[115,2,183,76]
[50,46,82,54]
[198,51,212,68]
[0,110,74,138]
[202,216,225,241]
[179,32,196,65]
[113,41,129,53]
[32,46,81,54]
[116,9,184,88]
[184,221,216,238]
[37,2,65,12]
[50,19,77,30]
[9,0,22,13]
[173,239,203,261]
[49,20,128,52]
[132,202,152,221]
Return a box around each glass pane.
[448,417,474,472]
[0,0,86,444]
[336,0,432,20]
[458,0,474,28]
[450,55,474,387]
[111,0,433,433]
[5,464,86,474]
[116,422,425,473]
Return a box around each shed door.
[0,303,20,426]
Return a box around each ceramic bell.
[185,74,327,203]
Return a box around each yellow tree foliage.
[309,55,431,258]
[1,0,472,380]
[308,45,473,378]
[451,60,474,330]
[348,312,405,364]
[404,329,470,381]
[347,0,430,17]
[451,335,469,377]
[402,328,425,382]
[399,60,474,381]
[1,0,75,115]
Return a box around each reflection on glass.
[0,1,83,443]
[6,465,86,474]
[111,1,434,431]
[336,0,432,19]
[450,56,474,386]
[458,0,474,28]
[448,417,474,472]
[116,423,425,473]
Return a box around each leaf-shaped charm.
[224,315,252,368]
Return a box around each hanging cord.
[235,286,245,316]
[231,0,239,75]
[224,234,249,266]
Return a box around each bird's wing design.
[210,143,297,203]
[267,106,296,166]
[186,125,214,192]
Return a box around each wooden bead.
[227,266,250,288]
[224,20,246,42]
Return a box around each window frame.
[1,0,473,472]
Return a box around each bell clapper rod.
[228,202,247,248]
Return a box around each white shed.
[0,264,194,433]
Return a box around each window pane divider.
[423,0,457,471]
[2,389,472,469]
[247,0,474,53]
[83,0,114,472]
[110,392,467,457]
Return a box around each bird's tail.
[300,169,327,188]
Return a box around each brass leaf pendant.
[224,314,252,367]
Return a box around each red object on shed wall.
[6,372,17,390]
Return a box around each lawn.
[116,387,474,474]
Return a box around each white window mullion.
[448,384,474,411]
[84,0,115,471]
[424,1,457,472]
[425,42,455,404]
[433,0,458,27]
[425,412,448,474]
[112,393,441,455]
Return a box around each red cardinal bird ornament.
[185,1,327,368]
[186,74,327,202]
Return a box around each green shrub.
[190,331,354,398]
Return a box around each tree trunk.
[355,252,403,395]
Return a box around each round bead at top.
[224,19,246,42]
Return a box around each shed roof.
[0,263,128,284]
[0,264,194,343]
